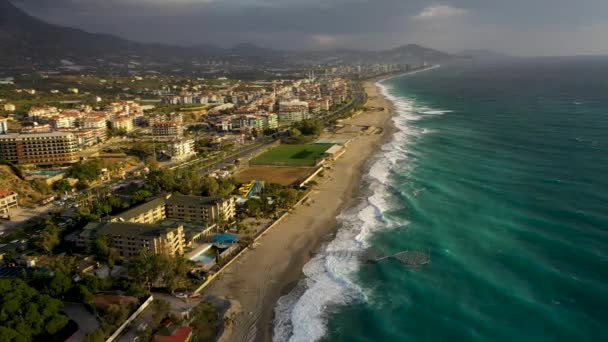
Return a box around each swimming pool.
[190,248,216,264]
[28,170,67,176]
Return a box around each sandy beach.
[205,80,395,342]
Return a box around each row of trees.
[242,184,302,219]
[291,119,324,136]
[126,250,190,294]
[69,160,105,184]
[144,169,237,198]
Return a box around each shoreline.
[204,79,396,342]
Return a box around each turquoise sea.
[273,57,608,342]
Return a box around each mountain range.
[0,0,453,72]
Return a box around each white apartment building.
[169,139,196,160]
[278,101,310,123]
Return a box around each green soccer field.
[250,144,332,166]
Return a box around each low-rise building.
[75,193,235,257]
[46,115,77,129]
[165,194,235,223]
[0,190,18,216]
[80,115,107,129]
[68,128,106,147]
[0,132,80,165]
[112,116,134,132]
[168,139,196,160]
[79,221,186,258]
[113,197,168,224]
[3,104,16,112]
[28,106,58,119]
[231,112,278,132]
[152,122,183,137]
[278,101,310,123]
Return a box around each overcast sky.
[12,0,608,56]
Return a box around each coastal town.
[0,61,427,341]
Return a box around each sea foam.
[272,78,444,342]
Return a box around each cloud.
[414,5,468,20]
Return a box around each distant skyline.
[12,0,608,56]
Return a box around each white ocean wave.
[421,109,453,115]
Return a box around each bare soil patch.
[235,166,313,186]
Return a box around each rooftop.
[114,196,168,221]
[0,189,16,197]
[94,221,181,238]
[166,193,227,207]
[0,131,76,138]
[153,326,193,342]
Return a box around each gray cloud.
[12,0,608,55]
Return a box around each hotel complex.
[80,221,186,258]
[77,193,235,258]
[0,132,80,165]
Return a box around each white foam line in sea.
[272,73,445,342]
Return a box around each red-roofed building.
[153,325,193,342]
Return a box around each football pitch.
[250,144,332,167]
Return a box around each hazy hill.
[0,0,453,70]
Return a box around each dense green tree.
[176,171,203,195]
[0,279,69,341]
[293,119,324,136]
[0,326,26,342]
[126,251,190,293]
[53,179,73,194]
[190,302,219,342]
[47,272,73,298]
[244,198,263,218]
[107,195,128,211]
[46,254,79,276]
[84,328,106,342]
[126,251,158,292]
[35,222,61,254]
[165,257,189,293]
[200,177,220,197]
[128,141,155,160]
[102,304,130,328]
[289,127,301,137]
[131,189,153,203]
[69,161,103,183]
[92,237,120,269]
[279,188,300,209]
